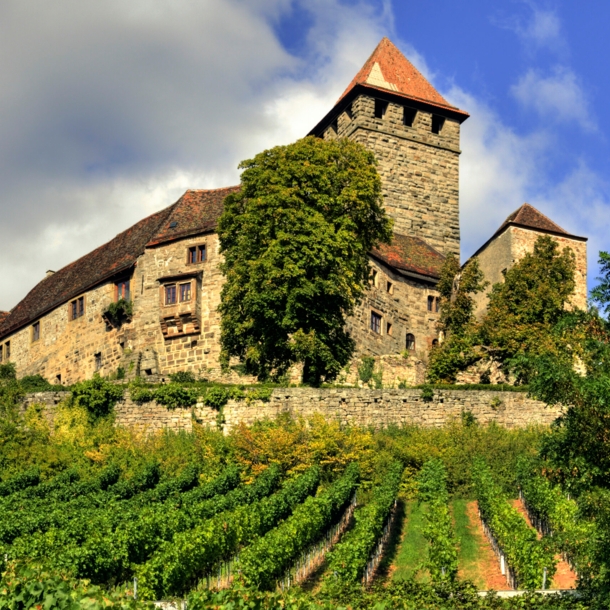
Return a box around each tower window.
[403,107,417,127]
[431,115,445,134]
[94,353,102,371]
[427,296,434,311]
[330,118,338,133]
[406,333,416,350]
[427,296,440,312]
[370,311,382,334]
[32,321,40,342]
[374,99,388,119]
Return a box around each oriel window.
[165,284,177,305]
[180,282,192,302]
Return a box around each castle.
[0,38,588,385]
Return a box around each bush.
[70,375,124,419]
[420,385,434,402]
[0,362,17,380]
[358,357,375,385]
[19,375,55,393]
[169,371,196,384]
[153,384,198,409]
[103,299,133,327]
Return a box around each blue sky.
[0,0,607,309]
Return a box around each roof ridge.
[515,202,567,233]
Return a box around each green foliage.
[0,363,16,380]
[436,255,486,338]
[18,374,55,392]
[418,459,458,581]
[323,462,401,588]
[358,357,375,385]
[420,385,434,402]
[153,383,198,409]
[104,299,133,327]
[590,251,610,317]
[0,468,40,497]
[70,375,124,419]
[218,136,393,384]
[240,463,360,590]
[472,458,556,588]
[169,371,197,384]
[427,336,479,384]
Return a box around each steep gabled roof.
[339,38,468,118]
[0,186,238,340]
[0,312,8,326]
[371,233,445,281]
[147,186,240,247]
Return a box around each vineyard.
[1,377,609,609]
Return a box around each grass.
[391,501,429,582]
[453,499,486,589]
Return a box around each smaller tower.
[309,38,469,257]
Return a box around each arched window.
[406,333,416,350]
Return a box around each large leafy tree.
[218,136,392,384]
[591,251,610,317]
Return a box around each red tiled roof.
[147,186,240,247]
[494,203,570,237]
[371,233,445,279]
[0,187,239,340]
[339,38,468,118]
[0,312,8,325]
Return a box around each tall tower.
[309,38,469,256]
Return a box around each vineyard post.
[133,577,138,600]
[500,555,505,575]
[542,567,547,590]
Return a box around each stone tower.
[309,38,469,256]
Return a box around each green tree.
[480,235,577,362]
[427,256,486,383]
[218,136,392,384]
[591,251,610,317]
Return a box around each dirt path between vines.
[464,500,508,591]
[511,498,577,589]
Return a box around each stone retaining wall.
[21,388,561,434]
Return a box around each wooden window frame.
[370,311,382,334]
[69,296,85,321]
[179,281,192,303]
[32,321,40,343]
[165,284,177,306]
[186,244,207,265]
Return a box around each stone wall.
[20,388,561,434]
[330,94,461,257]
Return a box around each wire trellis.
[478,507,518,589]
[277,493,358,591]
[362,499,398,588]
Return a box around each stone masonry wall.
[329,94,461,257]
[348,257,440,359]
[20,388,562,434]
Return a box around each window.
[0,344,3,362]
[70,296,85,320]
[165,284,177,305]
[386,322,393,335]
[403,107,417,127]
[431,115,445,134]
[371,269,378,287]
[32,321,40,342]
[427,295,434,311]
[386,281,393,294]
[374,99,388,119]
[406,333,416,350]
[5,342,9,359]
[435,297,440,313]
[179,282,192,302]
[427,296,440,312]
[56,374,62,384]
[94,353,102,371]
[116,280,130,301]
[370,311,382,334]
[432,339,439,347]
[187,245,206,264]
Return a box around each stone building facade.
[470,203,588,318]
[0,38,588,385]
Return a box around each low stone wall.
[20,388,561,433]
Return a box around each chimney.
[45,270,55,278]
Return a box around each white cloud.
[511,66,596,131]
[0,0,391,310]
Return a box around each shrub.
[0,362,17,380]
[358,357,375,385]
[19,374,55,393]
[169,371,196,384]
[153,384,198,409]
[70,375,124,419]
[420,385,434,402]
[103,299,133,327]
